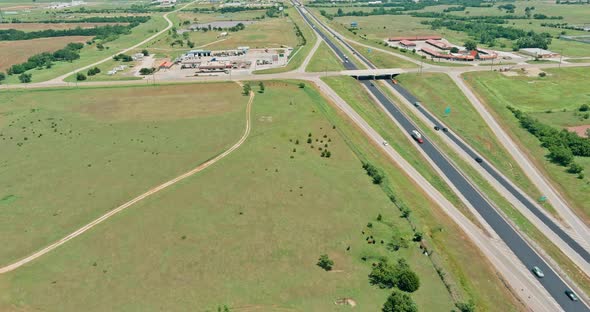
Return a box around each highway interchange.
[1,1,590,310]
[293,2,590,311]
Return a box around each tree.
[579,104,589,112]
[412,232,423,242]
[259,81,265,93]
[242,83,251,95]
[396,269,420,292]
[19,73,32,83]
[0,72,5,84]
[76,72,87,81]
[382,290,417,312]
[450,47,459,53]
[317,254,334,271]
[548,145,573,166]
[87,67,101,76]
[298,82,305,88]
[139,67,155,75]
[464,40,477,51]
[96,43,104,50]
[141,49,149,56]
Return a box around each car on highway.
[532,266,544,278]
[565,290,579,301]
[382,141,388,146]
[392,79,398,84]
[475,157,483,163]
[414,101,421,107]
[411,130,424,144]
[442,127,448,132]
[434,126,440,131]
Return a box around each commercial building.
[399,40,416,48]
[388,35,441,42]
[519,48,559,58]
[425,39,453,50]
[421,47,474,61]
[186,49,212,57]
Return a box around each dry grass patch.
[0,36,91,71]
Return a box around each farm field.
[321,76,523,311]
[0,36,92,71]
[306,42,345,72]
[2,81,462,312]
[0,82,248,265]
[1,14,168,84]
[464,67,590,224]
[395,73,555,215]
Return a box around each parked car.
[565,290,579,301]
[532,266,544,278]
[411,130,424,144]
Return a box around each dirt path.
[0,83,254,274]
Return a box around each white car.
[382,141,388,146]
[411,130,424,144]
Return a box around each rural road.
[0,83,254,274]
[44,0,197,85]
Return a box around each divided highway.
[293,2,590,311]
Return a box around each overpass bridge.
[341,68,404,80]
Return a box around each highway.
[293,2,589,311]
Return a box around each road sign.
[444,106,451,116]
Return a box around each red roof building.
[420,47,474,61]
[399,40,416,47]
[425,39,453,50]
[388,35,442,42]
[159,61,174,69]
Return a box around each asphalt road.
[295,3,589,311]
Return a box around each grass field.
[306,42,345,72]
[0,82,248,265]
[0,81,466,311]
[464,67,590,224]
[349,41,418,69]
[0,36,92,72]
[395,73,556,215]
[321,76,523,311]
[253,6,318,74]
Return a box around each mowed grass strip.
[0,36,92,71]
[306,41,345,72]
[396,73,556,215]
[464,67,590,223]
[0,82,248,265]
[1,81,457,312]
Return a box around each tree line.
[0,23,144,41]
[508,106,590,177]
[6,42,84,76]
[423,18,552,49]
[4,16,150,24]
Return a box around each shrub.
[538,72,546,77]
[76,73,87,81]
[455,300,476,312]
[568,162,583,174]
[142,49,149,56]
[317,254,334,271]
[580,104,590,112]
[139,67,155,75]
[18,73,32,83]
[298,82,305,88]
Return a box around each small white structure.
[132,53,144,61]
[218,32,228,38]
[519,48,559,58]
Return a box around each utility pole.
[558,49,563,69]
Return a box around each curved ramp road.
[0,85,255,273]
[292,2,589,311]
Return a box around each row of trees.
[7,42,84,75]
[508,106,589,177]
[424,19,552,49]
[362,162,385,184]
[5,16,150,24]
[0,24,138,41]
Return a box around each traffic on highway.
[292,1,589,310]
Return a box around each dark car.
[442,127,449,132]
[566,290,579,301]
[434,126,440,131]
[475,157,483,163]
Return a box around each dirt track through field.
[0,84,254,274]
